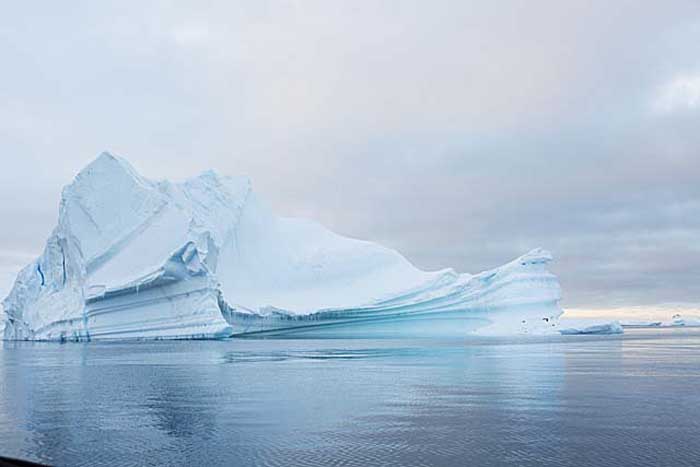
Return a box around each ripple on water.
[1,328,699,467]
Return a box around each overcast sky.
[1,1,699,317]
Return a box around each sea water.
[1,328,699,466]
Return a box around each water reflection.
[1,330,699,466]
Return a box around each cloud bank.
[1,1,699,315]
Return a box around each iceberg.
[2,153,563,341]
[619,320,662,328]
[669,314,700,327]
[559,320,624,335]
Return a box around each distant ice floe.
[619,314,700,329]
[619,320,662,328]
[559,320,624,336]
[3,153,563,341]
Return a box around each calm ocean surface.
[1,328,699,467]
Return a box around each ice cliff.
[3,153,563,340]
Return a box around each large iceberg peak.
[88,150,134,171]
[58,152,166,266]
[66,151,150,197]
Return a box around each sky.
[1,1,699,318]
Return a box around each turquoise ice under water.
[1,328,699,467]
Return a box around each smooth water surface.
[1,328,699,466]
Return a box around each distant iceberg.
[619,320,662,328]
[669,314,700,327]
[559,320,624,335]
[2,153,563,341]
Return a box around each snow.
[2,152,564,340]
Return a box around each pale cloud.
[653,73,700,114]
[0,1,699,314]
[172,22,213,47]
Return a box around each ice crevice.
[37,264,45,287]
[3,152,564,341]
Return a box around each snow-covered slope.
[3,153,563,340]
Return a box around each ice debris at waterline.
[3,153,563,341]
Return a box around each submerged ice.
[3,153,563,341]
